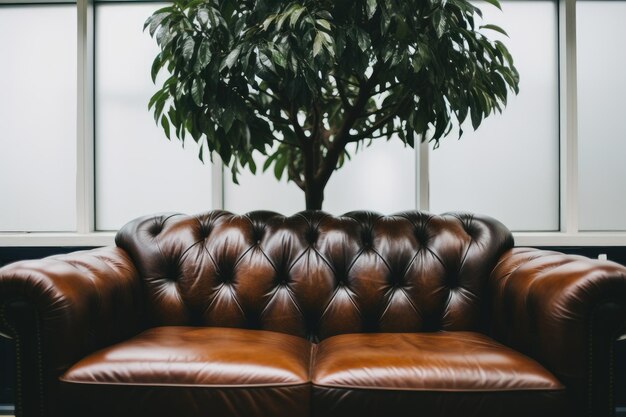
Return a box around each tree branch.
[275,138,300,147]
[362,129,402,140]
[255,111,291,127]
[257,88,281,102]
[335,76,360,88]
[335,77,352,109]
[347,95,412,143]
[356,102,397,120]
[316,61,385,186]
[374,82,401,95]
[287,159,305,190]
[286,104,308,145]
[312,102,322,143]
[347,111,396,143]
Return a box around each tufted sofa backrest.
[115,210,513,341]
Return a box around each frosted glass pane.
[0,5,77,232]
[224,139,416,215]
[577,2,626,231]
[428,1,559,231]
[324,139,415,215]
[95,3,214,230]
[224,152,304,216]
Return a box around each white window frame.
[1,0,626,247]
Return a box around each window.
[1,0,626,245]
[577,1,626,231]
[224,140,416,215]
[0,5,77,232]
[94,3,215,230]
[429,1,559,231]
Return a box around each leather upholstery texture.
[0,247,142,417]
[61,326,312,417]
[62,326,312,386]
[491,248,626,380]
[2,210,626,417]
[313,331,564,391]
[490,247,626,413]
[312,331,567,417]
[116,211,513,340]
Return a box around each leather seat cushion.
[60,326,313,417]
[311,331,568,417]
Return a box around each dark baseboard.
[0,404,624,415]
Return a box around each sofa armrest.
[489,247,626,417]
[0,247,143,417]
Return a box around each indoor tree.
[145,0,519,210]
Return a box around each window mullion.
[417,141,429,211]
[77,0,95,233]
[559,0,579,234]
[213,158,225,210]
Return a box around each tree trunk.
[304,183,324,210]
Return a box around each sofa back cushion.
[116,210,513,341]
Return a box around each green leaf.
[144,5,173,31]
[366,0,377,19]
[248,154,257,174]
[411,55,424,73]
[316,10,333,20]
[194,40,212,73]
[191,78,205,106]
[151,54,162,83]
[495,40,515,67]
[480,24,508,37]
[222,110,235,133]
[432,10,447,38]
[383,47,395,63]
[182,37,195,62]
[161,115,171,140]
[148,89,164,110]
[276,9,292,31]
[258,50,277,74]
[221,46,241,71]
[198,141,205,162]
[262,14,276,31]
[290,7,306,27]
[274,153,288,180]
[271,47,288,69]
[146,12,168,36]
[262,152,279,171]
[313,32,324,57]
[321,32,335,57]
[355,28,371,52]
[155,26,173,48]
[456,104,469,125]
[206,6,218,27]
[197,8,210,27]
[469,94,482,130]
[316,19,331,32]
[154,96,166,123]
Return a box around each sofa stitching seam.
[309,343,318,384]
[57,379,311,389]
[310,382,567,393]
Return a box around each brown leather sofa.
[1,211,625,417]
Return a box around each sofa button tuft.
[198,223,212,239]
[251,226,265,243]
[149,223,163,236]
[305,228,318,245]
